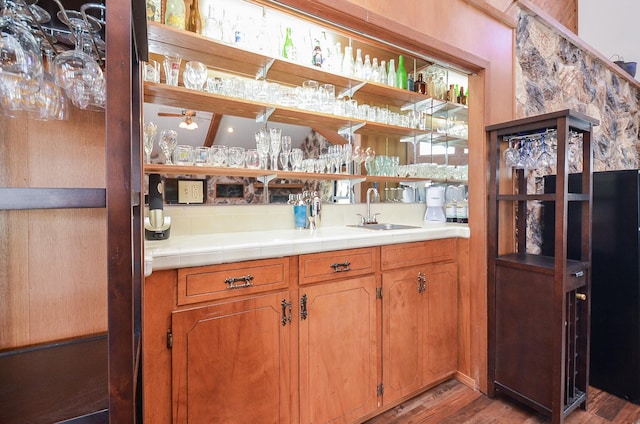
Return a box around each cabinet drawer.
[381,239,455,271]
[299,247,377,285]
[177,257,290,305]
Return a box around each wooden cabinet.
[171,292,293,423]
[298,273,378,424]
[381,241,458,405]
[486,110,598,423]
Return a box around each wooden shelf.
[0,188,106,210]
[144,164,465,185]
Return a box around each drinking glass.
[269,127,282,170]
[163,52,181,86]
[173,145,193,165]
[280,135,292,170]
[183,61,207,90]
[255,129,270,169]
[228,146,245,168]
[52,6,105,110]
[193,146,210,166]
[159,129,178,164]
[210,145,228,167]
[144,60,160,83]
[290,148,303,171]
[143,121,158,164]
[279,152,289,171]
[245,148,260,169]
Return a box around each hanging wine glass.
[52,1,105,111]
[503,138,519,168]
[537,135,554,170]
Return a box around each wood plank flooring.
[365,379,640,423]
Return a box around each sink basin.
[347,223,421,231]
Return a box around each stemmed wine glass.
[52,0,105,111]
[280,135,292,170]
[143,121,158,164]
[269,127,282,170]
[255,129,270,169]
[159,129,178,164]
[537,135,553,169]
[503,138,519,168]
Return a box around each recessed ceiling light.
[227,127,234,133]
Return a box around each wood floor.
[365,379,640,423]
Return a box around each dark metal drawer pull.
[224,274,254,289]
[330,261,351,272]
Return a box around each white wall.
[579,0,640,64]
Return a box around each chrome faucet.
[358,187,379,225]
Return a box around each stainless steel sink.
[347,223,421,231]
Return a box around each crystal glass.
[364,147,376,175]
[193,146,210,166]
[183,61,207,90]
[245,148,260,169]
[255,129,270,169]
[269,127,282,170]
[173,144,193,166]
[290,148,303,171]
[143,121,158,164]
[228,146,245,168]
[280,135,291,170]
[210,145,228,167]
[159,129,178,164]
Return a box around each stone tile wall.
[516,8,640,252]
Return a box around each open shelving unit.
[486,109,599,424]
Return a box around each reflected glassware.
[279,152,289,171]
[159,129,178,164]
[290,148,303,171]
[364,147,376,175]
[352,145,363,175]
[144,60,160,83]
[342,144,353,174]
[143,121,158,164]
[269,127,282,170]
[163,52,181,86]
[183,61,207,90]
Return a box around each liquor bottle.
[165,0,186,30]
[396,55,407,89]
[186,0,202,34]
[387,59,396,87]
[283,27,295,59]
[414,72,426,94]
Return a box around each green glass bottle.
[283,27,294,59]
[165,0,186,29]
[396,54,408,90]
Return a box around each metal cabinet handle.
[300,294,308,321]
[330,261,351,273]
[281,299,292,326]
[573,271,584,278]
[224,274,254,289]
[575,293,587,301]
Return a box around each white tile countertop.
[144,222,470,276]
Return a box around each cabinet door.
[423,262,458,386]
[382,266,424,405]
[299,276,378,424]
[171,292,292,424]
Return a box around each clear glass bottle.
[203,5,223,40]
[342,45,354,76]
[331,42,342,74]
[387,58,396,87]
[363,54,372,80]
[379,60,387,86]
[354,48,364,78]
[371,58,380,83]
[165,0,186,30]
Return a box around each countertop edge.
[144,224,469,275]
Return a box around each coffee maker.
[424,185,446,222]
[145,173,171,240]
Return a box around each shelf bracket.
[338,122,365,138]
[256,58,275,80]
[337,81,366,99]
[256,174,277,204]
[256,107,275,125]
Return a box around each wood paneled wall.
[0,109,107,350]
[485,0,578,33]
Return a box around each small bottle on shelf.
[283,27,295,60]
[396,55,407,89]
[387,59,396,87]
[354,48,364,78]
[379,60,388,86]
[363,54,372,80]
[186,0,202,34]
[371,58,380,82]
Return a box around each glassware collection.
[0,0,107,119]
[502,129,582,172]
